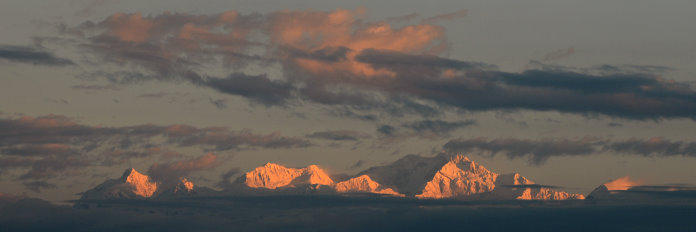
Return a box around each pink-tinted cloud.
[270,9,446,78]
[104,12,154,43]
[55,9,696,120]
[69,9,448,81]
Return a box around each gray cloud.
[136,92,168,98]
[607,138,696,157]
[607,122,623,127]
[18,157,92,180]
[353,49,696,120]
[208,97,227,109]
[628,184,696,192]
[349,160,366,169]
[71,84,121,91]
[385,13,420,23]
[306,130,372,141]
[327,108,378,122]
[443,137,696,164]
[542,47,575,61]
[0,45,73,66]
[354,48,493,71]
[204,73,294,106]
[422,9,468,23]
[281,46,351,62]
[1,144,78,157]
[217,167,241,189]
[401,119,475,136]
[23,181,57,193]
[147,153,220,182]
[376,125,396,136]
[443,137,599,164]
[372,120,476,147]
[0,114,311,180]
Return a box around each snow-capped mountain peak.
[80,168,159,200]
[416,154,498,198]
[334,175,403,196]
[121,168,158,197]
[242,163,334,189]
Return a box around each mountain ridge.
[81,154,586,201]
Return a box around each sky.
[1,0,696,203]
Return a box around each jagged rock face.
[416,155,499,199]
[243,163,333,189]
[334,175,403,196]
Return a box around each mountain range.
[81,154,595,201]
[80,168,216,200]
